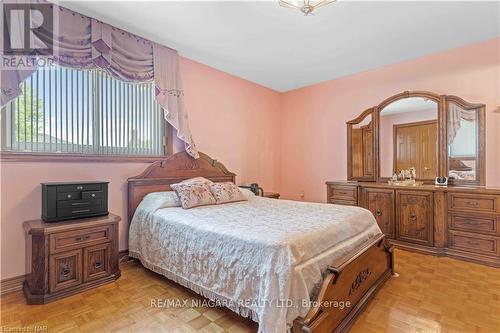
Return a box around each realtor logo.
[2,2,53,55]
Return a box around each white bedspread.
[129,194,381,333]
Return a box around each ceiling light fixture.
[279,0,336,15]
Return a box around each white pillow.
[239,188,257,199]
[141,191,181,209]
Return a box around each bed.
[127,151,394,333]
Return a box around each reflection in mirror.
[379,97,438,180]
[447,102,478,182]
[351,113,373,178]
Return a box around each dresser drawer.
[57,184,101,192]
[448,193,498,213]
[331,199,357,206]
[329,185,357,202]
[50,225,112,253]
[449,213,499,235]
[448,230,498,256]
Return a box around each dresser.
[23,214,121,304]
[326,181,500,267]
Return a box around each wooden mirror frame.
[347,108,376,181]
[347,91,486,186]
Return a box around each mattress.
[129,193,381,333]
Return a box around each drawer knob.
[94,262,102,269]
[61,268,70,277]
[91,193,96,198]
[375,210,382,217]
[467,201,479,207]
[67,194,72,198]
[77,186,83,190]
[409,214,417,222]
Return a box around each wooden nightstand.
[263,192,280,199]
[23,213,121,304]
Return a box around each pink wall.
[2,38,499,280]
[379,109,438,177]
[0,57,281,280]
[280,38,500,202]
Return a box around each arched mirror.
[379,97,439,181]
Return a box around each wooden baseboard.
[1,274,26,295]
[1,249,130,296]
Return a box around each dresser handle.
[91,193,96,198]
[94,262,102,269]
[375,210,382,217]
[72,209,90,214]
[66,194,72,199]
[467,240,480,246]
[463,219,477,226]
[76,186,83,190]
[338,191,348,195]
[409,214,417,222]
[467,201,479,207]
[61,268,70,277]
[75,235,91,242]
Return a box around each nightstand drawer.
[49,249,82,292]
[50,225,112,253]
[448,230,498,256]
[449,213,498,235]
[448,193,498,213]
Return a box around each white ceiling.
[381,97,437,116]
[56,1,500,92]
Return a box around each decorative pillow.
[180,177,213,185]
[170,182,216,209]
[209,182,247,204]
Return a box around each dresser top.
[326,181,500,194]
[41,181,109,185]
[24,213,120,234]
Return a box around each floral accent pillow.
[209,182,247,205]
[170,182,216,209]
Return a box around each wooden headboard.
[127,151,236,223]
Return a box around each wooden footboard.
[293,234,394,333]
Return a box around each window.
[1,64,168,158]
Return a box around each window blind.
[1,65,166,156]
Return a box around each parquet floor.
[1,249,499,333]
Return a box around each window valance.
[1,2,198,158]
